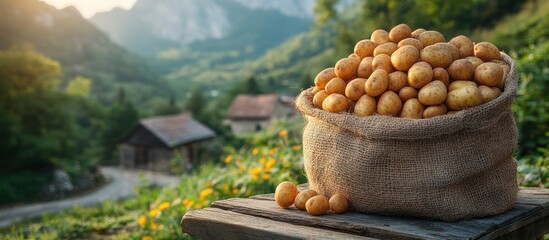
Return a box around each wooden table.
[181,184,549,239]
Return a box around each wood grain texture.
[181,207,375,240]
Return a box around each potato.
[420,44,453,68]
[294,189,317,211]
[401,98,425,118]
[388,71,408,92]
[492,60,510,89]
[306,195,330,216]
[325,77,346,95]
[449,35,474,58]
[365,69,389,97]
[445,86,483,110]
[418,80,447,106]
[335,58,360,81]
[417,30,445,46]
[348,53,360,60]
[389,23,412,43]
[399,86,418,102]
[437,43,460,61]
[411,28,426,38]
[374,42,398,56]
[357,57,374,78]
[312,90,330,108]
[474,42,502,62]
[322,93,349,113]
[329,194,349,214]
[345,78,367,101]
[397,38,424,51]
[433,67,449,86]
[391,45,419,71]
[372,54,394,73]
[474,62,503,87]
[478,85,502,103]
[354,39,376,59]
[465,56,484,69]
[354,94,377,116]
[408,62,433,89]
[311,86,321,95]
[448,80,477,92]
[377,91,402,116]
[371,29,389,45]
[447,59,475,80]
[275,181,298,208]
[314,67,336,88]
[347,99,356,113]
[423,104,448,118]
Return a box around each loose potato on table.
[417,30,445,46]
[388,71,408,92]
[325,77,346,95]
[372,54,394,73]
[474,62,504,87]
[401,98,425,118]
[474,42,502,62]
[446,85,483,110]
[399,86,418,102]
[275,181,298,208]
[449,35,474,58]
[354,94,377,116]
[391,45,420,71]
[294,189,317,211]
[329,194,349,214]
[374,42,398,56]
[448,80,477,92]
[313,90,330,108]
[420,44,453,68]
[345,78,367,101]
[447,59,475,80]
[357,57,374,78]
[306,195,330,216]
[397,38,424,51]
[408,61,434,89]
[377,91,402,116]
[365,69,389,97]
[335,58,360,81]
[314,67,336,88]
[322,93,349,113]
[423,104,448,118]
[418,80,447,106]
[371,29,389,45]
[354,39,376,59]
[389,23,412,43]
[478,85,502,103]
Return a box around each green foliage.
[65,76,91,98]
[0,171,53,205]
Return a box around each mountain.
[90,0,312,57]
[0,0,164,104]
[231,0,315,19]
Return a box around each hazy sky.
[40,0,137,18]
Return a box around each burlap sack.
[296,53,518,221]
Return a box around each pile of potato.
[311,24,510,118]
[275,181,348,216]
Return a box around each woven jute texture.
[296,53,518,221]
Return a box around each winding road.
[0,166,178,228]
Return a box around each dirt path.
[0,166,178,228]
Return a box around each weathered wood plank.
[478,207,549,240]
[181,207,376,240]
[212,197,541,240]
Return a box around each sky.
[40,0,137,18]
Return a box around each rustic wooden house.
[119,112,215,171]
[226,94,296,135]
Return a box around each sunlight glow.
[40,0,137,18]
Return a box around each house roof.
[227,94,278,120]
[139,112,215,148]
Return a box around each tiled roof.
[140,112,215,147]
[227,94,278,120]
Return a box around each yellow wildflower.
[182,199,189,206]
[158,201,170,211]
[142,236,153,240]
[138,215,147,228]
[224,155,233,164]
[252,174,259,181]
[239,165,247,172]
[205,180,212,187]
[184,200,195,208]
[194,202,203,208]
[151,222,158,231]
[249,167,262,175]
[262,173,270,180]
[252,148,259,155]
[259,157,266,165]
[279,129,288,137]
[232,188,239,194]
[149,209,159,218]
[292,145,300,150]
[268,147,278,155]
[222,184,230,193]
[199,188,213,200]
[265,158,276,170]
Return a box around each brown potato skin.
[325,77,346,95]
[329,194,349,214]
[354,94,377,116]
[294,189,317,211]
[372,54,394,73]
[377,91,402,116]
[387,71,408,92]
[408,61,433,89]
[374,42,398,56]
[465,56,484,69]
[389,23,412,43]
[348,53,360,60]
[335,58,360,81]
[314,67,336,88]
[474,62,503,87]
[357,57,374,78]
[275,181,298,208]
[478,85,502,103]
[322,93,349,113]
[354,39,376,59]
[423,104,448,118]
[449,35,474,58]
[312,90,330,108]
[391,45,420,71]
[345,78,367,101]
[365,69,389,97]
[399,86,418,102]
[397,38,424,51]
[418,80,447,106]
[420,44,453,68]
[447,59,475,80]
[474,42,502,62]
[401,98,425,118]
[417,30,445,46]
[311,86,322,95]
[371,29,389,45]
[306,195,330,216]
[448,80,477,92]
[445,86,483,110]
[433,67,450,86]
[411,28,426,38]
